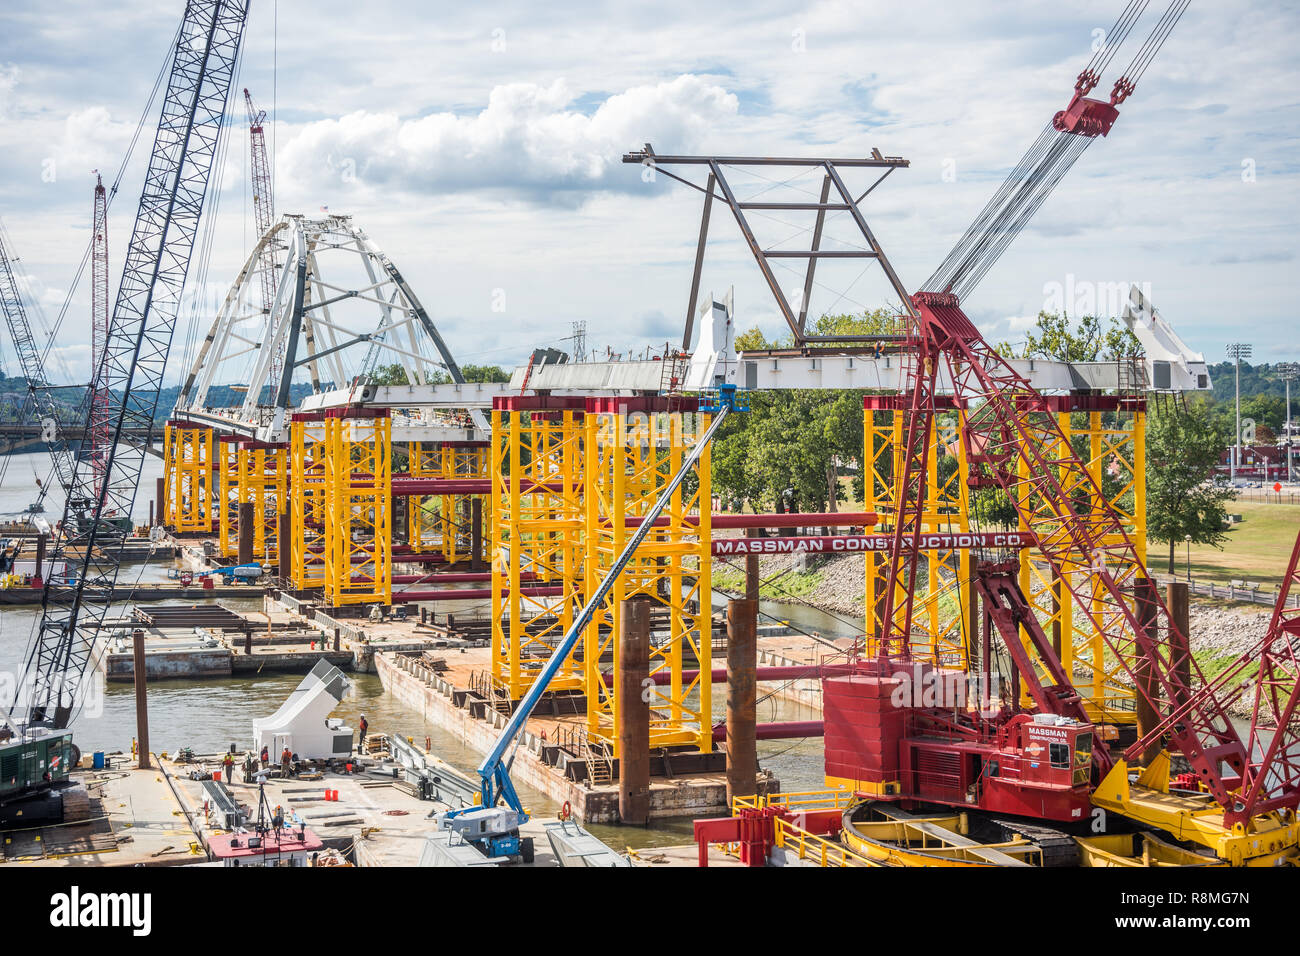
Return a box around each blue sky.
[0,0,1296,385]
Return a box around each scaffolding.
[1016,395,1146,723]
[583,397,713,754]
[863,396,973,668]
[162,422,214,533]
[405,441,490,565]
[216,439,286,561]
[864,393,1147,721]
[323,411,392,608]
[489,397,587,701]
[289,413,328,590]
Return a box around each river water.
[0,450,853,847]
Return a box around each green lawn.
[1149,500,1300,588]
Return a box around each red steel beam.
[711,721,824,741]
[711,531,1036,555]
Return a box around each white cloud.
[277,75,738,201]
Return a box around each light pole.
[1184,533,1192,583]
[1279,361,1299,485]
[1226,343,1252,483]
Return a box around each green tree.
[1019,311,1140,362]
[1145,402,1234,573]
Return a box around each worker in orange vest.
[280,746,292,778]
[221,752,235,785]
[358,714,368,753]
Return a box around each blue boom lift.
[433,386,744,861]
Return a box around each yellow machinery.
[490,397,586,701]
[583,397,713,755]
[161,422,214,533]
[323,411,391,607]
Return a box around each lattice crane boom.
[89,173,111,495]
[0,219,80,498]
[244,86,281,394]
[19,0,250,730]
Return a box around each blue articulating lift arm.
[466,386,745,824]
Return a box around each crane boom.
[0,218,81,498]
[19,0,249,730]
[922,0,1190,303]
[244,87,280,396]
[89,173,111,496]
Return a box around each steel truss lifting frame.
[21,0,249,728]
[583,397,714,755]
[490,397,587,701]
[621,146,913,349]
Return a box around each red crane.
[244,87,279,393]
[89,172,110,496]
[875,0,1298,850]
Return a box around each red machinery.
[824,663,1096,824]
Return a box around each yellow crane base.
[1092,755,1300,867]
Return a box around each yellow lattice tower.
[236,442,287,562]
[324,410,392,608]
[217,436,242,557]
[440,441,490,566]
[863,396,973,667]
[1016,394,1146,724]
[289,413,328,590]
[164,422,214,533]
[406,442,445,552]
[583,397,713,755]
[489,397,586,700]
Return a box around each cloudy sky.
[0,0,1296,387]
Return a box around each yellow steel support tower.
[216,436,242,557]
[289,413,328,590]
[442,442,490,567]
[863,396,973,667]
[584,397,713,755]
[324,411,392,608]
[406,441,489,565]
[489,397,587,701]
[406,442,445,553]
[217,439,287,561]
[163,422,214,533]
[1016,394,1146,724]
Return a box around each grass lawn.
[1149,500,1300,588]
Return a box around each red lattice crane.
[244,87,280,392]
[873,0,1299,837]
[88,173,110,496]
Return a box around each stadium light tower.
[1279,361,1299,484]
[1227,342,1253,482]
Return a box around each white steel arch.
[176,213,485,439]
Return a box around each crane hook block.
[1052,92,1121,138]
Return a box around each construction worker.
[260,745,269,770]
[280,746,292,778]
[358,714,368,752]
[221,751,235,785]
